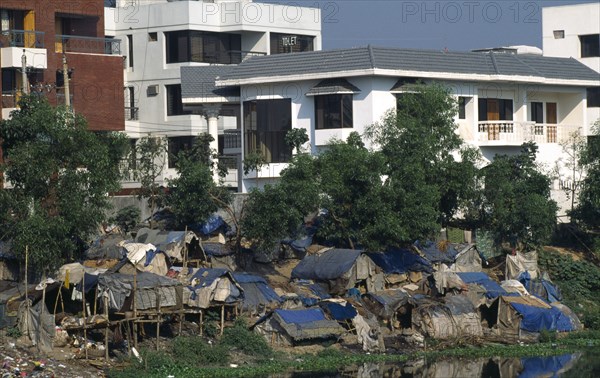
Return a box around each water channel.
[273,350,599,377]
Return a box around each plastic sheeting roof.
[508,300,575,332]
[414,240,459,264]
[232,273,280,311]
[291,249,362,280]
[367,248,433,274]
[457,272,507,298]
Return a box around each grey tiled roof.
[305,78,361,96]
[180,66,240,100]
[218,46,600,84]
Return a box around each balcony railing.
[119,159,138,182]
[125,106,139,121]
[1,90,19,109]
[55,35,121,55]
[198,50,266,65]
[477,121,581,145]
[223,129,241,150]
[0,30,45,48]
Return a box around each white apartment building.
[542,2,600,128]
[181,46,600,216]
[104,0,321,188]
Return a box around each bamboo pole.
[83,273,88,360]
[104,295,109,361]
[133,268,138,350]
[199,310,203,336]
[220,305,224,336]
[155,287,160,351]
[24,246,29,339]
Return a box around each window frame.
[580,34,600,58]
[314,94,354,130]
[165,84,190,116]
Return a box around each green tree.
[285,128,309,154]
[243,150,267,188]
[134,135,167,228]
[571,120,600,230]
[366,84,480,243]
[164,133,235,239]
[480,142,558,248]
[0,95,128,274]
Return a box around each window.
[165,30,241,64]
[478,98,513,121]
[531,102,544,124]
[148,32,157,42]
[458,97,468,119]
[125,87,137,120]
[168,136,194,169]
[270,33,315,54]
[580,34,600,58]
[127,35,133,68]
[588,87,600,108]
[553,30,565,39]
[243,99,292,163]
[166,84,190,116]
[315,95,353,130]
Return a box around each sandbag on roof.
[232,273,280,314]
[367,248,433,274]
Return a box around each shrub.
[221,318,273,357]
[172,336,229,365]
[539,329,557,343]
[111,205,141,233]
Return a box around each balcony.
[55,35,121,55]
[125,106,139,121]
[0,30,47,69]
[223,129,241,155]
[477,121,581,145]
[0,30,45,48]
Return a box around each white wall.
[542,3,600,73]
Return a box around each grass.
[107,331,600,378]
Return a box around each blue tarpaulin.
[276,308,326,324]
[190,268,229,287]
[518,271,562,303]
[195,215,226,236]
[232,273,281,311]
[282,225,317,252]
[319,301,357,321]
[367,248,433,274]
[457,272,507,298]
[518,353,579,378]
[292,249,362,280]
[414,240,459,264]
[509,301,575,332]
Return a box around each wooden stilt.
[220,305,224,336]
[104,296,109,361]
[83,274,88,360]
[199,310,203,336]
[133,269,138,350]
[155,288,161,351]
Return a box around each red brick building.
[1,0,124,131]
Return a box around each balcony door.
[547,102,557,143]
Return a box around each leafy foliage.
[164,133,232,230]
[284,128,309,154]
[111,205,141,233]
[571,120,600,230]
[366,84,480,242]
[479,142,558,248]
[221,318,273,357]
[0,95,128,274]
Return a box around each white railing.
[477,121,581,145]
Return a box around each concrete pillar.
[203,105,221,182]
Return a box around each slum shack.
[135,227,200,264]
[366,248,432,290]
[253,308,344,346]
[362,289,412,330]
[291,249,384,295]
[410,295,482,340]
[232,272,280,315]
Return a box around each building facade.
[1,0,124,131]
[542,2,600,128]
[181,46,599,216]
[104,0,322,189]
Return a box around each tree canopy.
[479,142,558,248]
[571,120,600,230]
[0,95,128,274]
